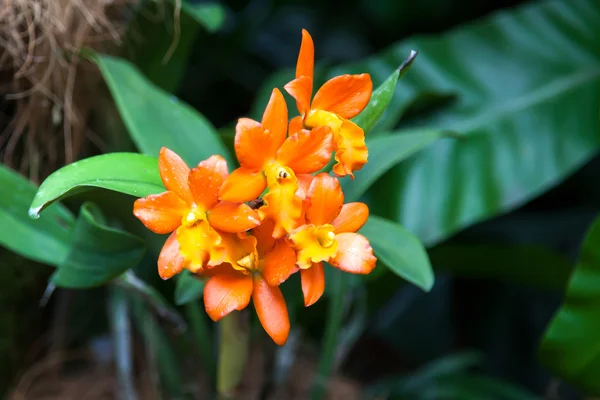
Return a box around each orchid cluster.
[133,30,377,345]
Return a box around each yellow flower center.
[289,224,338,269]
[305,109,343,134]
[237,252,257,271]
[181,206,206,228]
[317,228,336,248]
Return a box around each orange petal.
[288,224,338,269]
[158,147,192,204]
[234,118,273,170]
[332,120,368,179]
[331,202,369,234]
[305,173,344,226]
[189,155,228,210]
[204,273,253,321]
[330,233,377,274]
[158,231,185,280]
[284,76,312,116]
[259,165,303,239]
[296,174,314,201]
[312,74,372,119]
[133,191,187,234]
[276,126,333,174]
[252,276,290,345]
[219,167,267,203]
[296,29,314,79]
[261,89,288,150]
[262,240,297,286]
[301,262,325,307]
[288,116,304,136]
[208,202,260,233]
[177,221,225,272]
[252,218,277,257]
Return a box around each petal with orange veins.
[312,74,372,119]
[288,224,338,269]
[157,231,185,280]
[261,89,288,150]
[189,155,228,210]
[208,202,260,233]
[305,173,344,226]
[252,218,277,257]
[158,147,192,204]
[219,167,267,203]
[252,276,290,345]
[331,202,369,234]
[332,120,368,179]
[133,191,187,234]
[301,262,325,307]
[234,118,273,170]
[204,273,253,321]
[177,221,225,272]
[330,233,377,274]
[288,116,304,136]
[261,240,297,286]
[284,76,312,116]
[276,126,333,174]
[259,165,303,239]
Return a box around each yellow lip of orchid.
[289,223,339,269]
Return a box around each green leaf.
[174,270,205,305]
[352,50,417,136]
[0,164,74,265]
[342,129,450,202]
[539,215,600,394]
[94,54,233,167]
[51,203,146,288]
[179,2,226,32]
[360,216,434,291]
[29,153,163,218]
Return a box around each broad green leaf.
[352,50,418,136]
[179,2,226,32]
[539,215,600,394]
[29,153,163,218]
[0,164,73,265]
[94,54,233,167]
[360,216,434,291]
[174,270,205,305]
[52,203,146,288]
[342,129,450,202]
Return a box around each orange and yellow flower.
[288,173,376,306]
[134,148,260,279]
[284,29,373,178]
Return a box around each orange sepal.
[296,29,314,80]
[276,126,333,174]
[204,272,253,321]
[305,173,344,226]
[234,118,273,170]
[312,74,372,120]
[330,233,376,274]
[158,147,192,204]
[331,202,369,234]
[296,173,314,201]
[219,167,267,203]
[261,89,288,150]
[261,240,297,286]
[133,191,187,234]
[288,116,304,136]
[332,120,368,179]
[158,231,185,280]
[208,202,260,233]
[188,155,228,210]
[284,76,312,116]
[252,276,290,346]
[301,262,325,307]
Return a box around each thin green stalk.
[109,286,138,400]
[311,270,349,400]
[186,301,216,383]
[217,311,250,399]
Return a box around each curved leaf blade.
[180,2,226,32]
[360,216,434,291]
[539,215,600,394]
[0,164,74,265]
[52,203,146,288]
[30,153,163,218]
[175,270,205,306]
[94,54,233,167]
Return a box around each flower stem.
[217,311,250,399]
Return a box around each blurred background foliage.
[1,0,600,398]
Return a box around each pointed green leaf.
[360,216,434,291]
[539,215,600,394]
[94,54,233,167]
[29,153,163,218]
[0,164,74,265]
[52,203,146,288]
[179,2,226,32]
[174,270,205,305]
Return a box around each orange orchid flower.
[288,173,377,306]
[202,220,296,345]
[284,29,373,178]
[219,88,333,238]
[133,148,260,280]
